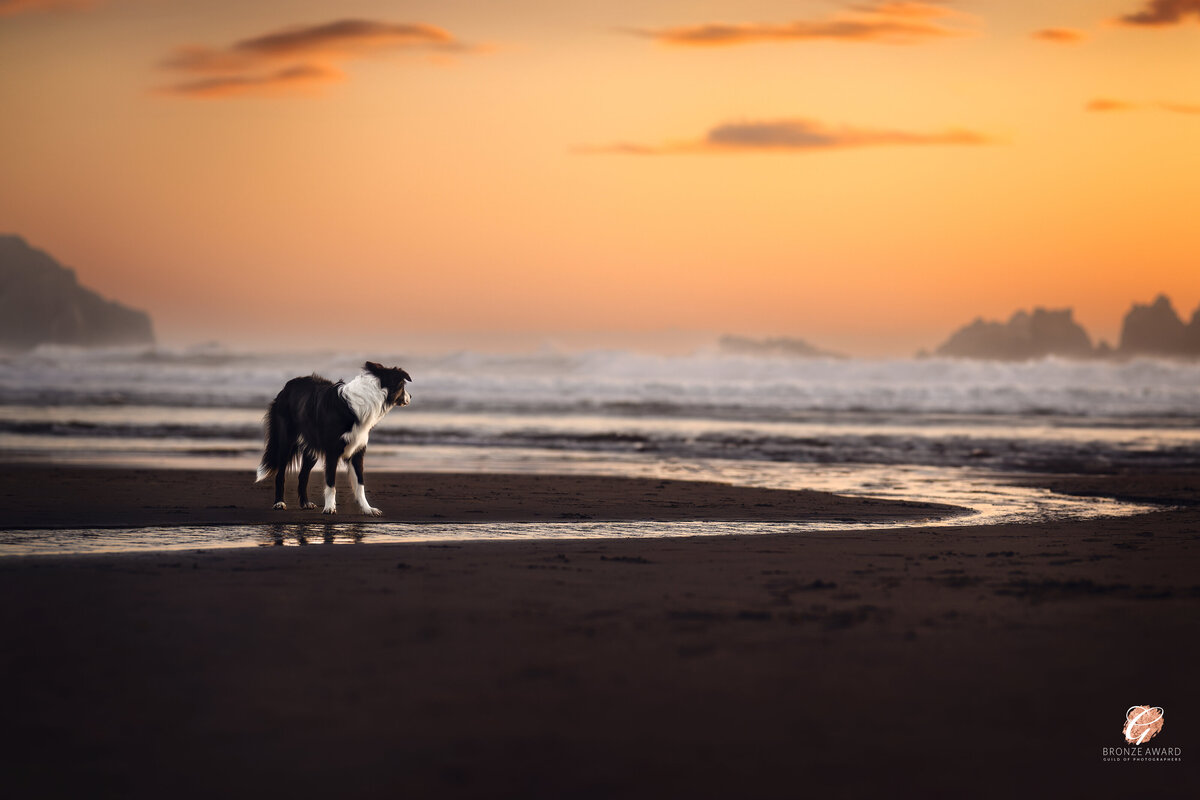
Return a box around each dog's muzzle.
[398,388,412,407]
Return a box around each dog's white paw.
[322,506,337,515]
[300,502,317,510]
[272,501,287,510]
[362,506,382,517]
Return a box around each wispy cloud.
[1117,0,1200,26]
[1031,28,1086,43]
[1086,97,1200,113]
[1160,101,1200,114]
[623,2,972,47]
[157,19,473,98]
[1086,98,1138,112]
[0,0,95,15]
[579,118,991,155]
[164,64,343,99]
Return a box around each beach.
[10,1,1200,794]
[0,465,959,530]
[2,467,1197,797]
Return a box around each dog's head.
[364,361,412,408]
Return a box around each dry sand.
[1,466,1197,798]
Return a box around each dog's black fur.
[257,361,411,514]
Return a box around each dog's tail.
[256,400,282,483]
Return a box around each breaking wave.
[1,345,1198,474]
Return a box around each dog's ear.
[364,361,383,374]
[399,369,413,383]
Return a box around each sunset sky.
[2,0,1199,355]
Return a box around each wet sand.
[1,467,1198,797]
[0,465,960,529]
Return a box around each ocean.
[2,345,1197,553]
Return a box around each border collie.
[256,361,412,515]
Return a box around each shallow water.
[0,452,1159,556]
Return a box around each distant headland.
[930,295,1200,361]
[718,335,842,359]
[0,235,154,351]
[722,295,1200,361]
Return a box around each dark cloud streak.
[157,18,472,99]
[580,118,991,155]
[624,2,970,47]
[233,20,458,58]
[163,64,342,99]
[1117,0,1200,26]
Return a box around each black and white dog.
[256,361,412,515]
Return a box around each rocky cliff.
[0,235,154,350]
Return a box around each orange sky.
[2,0,1199,355]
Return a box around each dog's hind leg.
[321,452,338,514]
[272,426,294,510]
[348,449,381,516]
[296,452,318,510]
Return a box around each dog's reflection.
[264,522,366,546]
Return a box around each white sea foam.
[0,346,1197,474]
[3,345,1199,418]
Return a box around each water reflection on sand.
[0,458,1159,556]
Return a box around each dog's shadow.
[265,522,367,546]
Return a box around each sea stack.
[1117,294,1197,357]
[934,307,1093,360]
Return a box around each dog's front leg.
[297,452,318,510]
[322,453,338,514]
[349,449,381,516]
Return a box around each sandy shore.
[2,467,1198,797]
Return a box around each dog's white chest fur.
[338,373,391,458]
